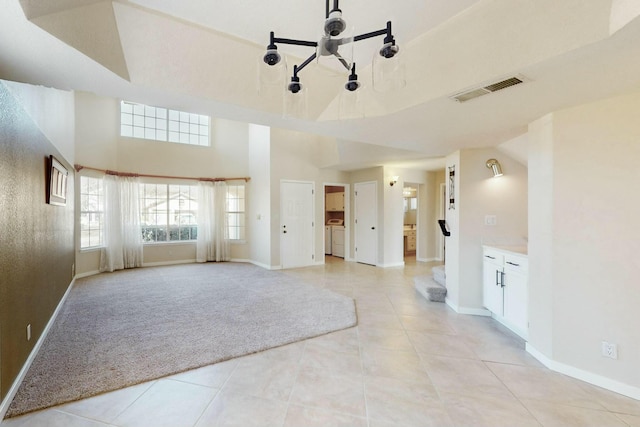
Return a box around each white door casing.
[281,180,314,269]
[354,181,377,266]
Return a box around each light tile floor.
[3,256,640,427]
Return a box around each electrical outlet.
[601,341,618,359]
[26,324,31,341]
[484,215,497,226]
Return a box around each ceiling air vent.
[450,75,528,103]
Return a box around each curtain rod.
[74,164,250,183]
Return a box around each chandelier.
[262,0,400,94]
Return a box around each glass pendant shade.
[283,83,308,119]
[372,49,406,92]
[339,87,364,120]
[258,55,287,98]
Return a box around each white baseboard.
[75,270,99,279]
[0,278,76,420]
[490,312,528,340]
[458,307,491,316]
[378,262,405,268]
[445,298,491,316]
[417,257,437,263]
[143,259,195,267]
[526,343,640,400]
[249,260,280,270]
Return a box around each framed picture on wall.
[47,155,68,206]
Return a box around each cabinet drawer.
[504,255,528,274]
[483,249,504,266]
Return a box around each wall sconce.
[389,176,399,186]
[486,159,503,177]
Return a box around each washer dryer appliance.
[328,219,345,258]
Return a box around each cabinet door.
[483,261,504,315]
[326,193,336,211]
[503,255,528,336]
[503,272,527,334]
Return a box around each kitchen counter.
[482,245,528,256]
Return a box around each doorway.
[324,184,348,261]
[280,180,314,269]
[403,183,418,260]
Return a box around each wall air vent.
[450,75,528,103]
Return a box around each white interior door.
[281,181,314,269]
[355,181,377,265]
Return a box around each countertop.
[483,245,528,256]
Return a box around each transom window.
[120,101,210,146]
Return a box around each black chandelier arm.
[353,28,386,42]
[296,52,318,74]
[326,0,339,18]
[272,37,318,48]
[335,55,350,71]
[354,21,394,43]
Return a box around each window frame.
[226,184,246,242]
[79,175,105,250]
[139,182,199,244]
[120,101,210,147]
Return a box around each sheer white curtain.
[196,181,230,262]
[100,175,144,272]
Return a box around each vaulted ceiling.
[2,0,640,170]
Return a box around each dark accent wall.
[0,84,75,399]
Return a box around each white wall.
[527,114,555,357]
[269,128,348,268]
[248,124,271,268]
[381,166,405,268]
[445,151,461,308]
[446,149,528,313]
[3,80,75,164]
[528,93,640,396]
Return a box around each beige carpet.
[6,263,357,417]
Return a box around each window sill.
[80,246,103,253]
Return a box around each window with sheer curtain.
[79,179,245,251]
[100,175,144,272]
[196,181,230,262]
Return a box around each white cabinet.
[503,255,528,335]
[482,248,504,315]
[404,229,416,253]
[326,192,344,212]
[482,246,528,339]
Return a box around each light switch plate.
[484,215,497,226]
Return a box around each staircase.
[414,265,446,302]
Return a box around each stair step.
[414,275,447,303]
[432,265,446,287]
